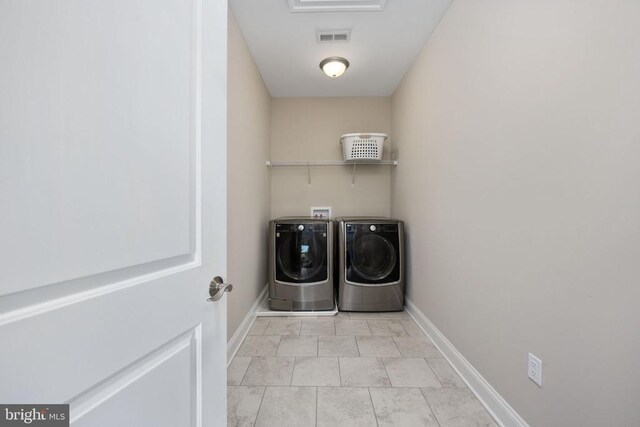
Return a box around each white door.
[0,0,228,426]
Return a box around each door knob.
[208,276,233,302]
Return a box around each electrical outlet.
[528,353,543,387]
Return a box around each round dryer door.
[345,222,401,285]
[352,234,397,281]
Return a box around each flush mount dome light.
[319,56,350,78]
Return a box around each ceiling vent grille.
[290,0,386,13]
[316,30,351,43]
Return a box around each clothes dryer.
[268,217,335,311]
[336,217,404,311]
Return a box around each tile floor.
[228,311,498,427]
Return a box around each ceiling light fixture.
[319,56,350,78]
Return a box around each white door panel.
[70,327,199,427]
[0,0,227,425]
[1,0,196,296]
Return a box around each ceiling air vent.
[316,30,351,43]
[290,0,386,13]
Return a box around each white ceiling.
[229,0,453,97]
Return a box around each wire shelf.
[266,160,397,167]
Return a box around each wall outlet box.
[528,353,543,387]
[311,207,332,218]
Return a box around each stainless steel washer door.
[276,223,328,283]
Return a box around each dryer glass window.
[346,223,401,284]
[276,223,328,283]
[352,234,396,281]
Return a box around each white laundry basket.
[340,133,387,161]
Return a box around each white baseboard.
[227,284,268,366]
[404,298,529,427]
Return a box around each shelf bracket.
[307,162,311,187]
[351,163,357,186]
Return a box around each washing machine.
[268,217,335,311]
[336,217,404,312]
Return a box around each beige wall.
[227,12,271,339]
[392,1,640,426]
[271,97,392,218]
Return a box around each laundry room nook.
[225,2,475,423]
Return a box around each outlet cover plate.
[528,353,543,387]
[311,207,332,219]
